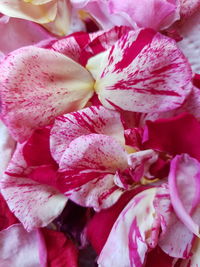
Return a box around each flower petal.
[94,28,192,113]
[168,154,200,237]
[59,134,127,172]
[109,0,180,30]
[0,224,42,266]
[0,16,53,55]
[98,188,158,267]
[178,11,200,73]
[0,120,16,177]
[143,113,200,161]
[1,144,67,231]
[0,46,94,142]
[50,105,125,163]
[0,0,57,24]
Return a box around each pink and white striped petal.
[0,224,43,267]
[0,46,94,142]
[98,188,158,267]
[0,144,67,231]
[0,0,57,24]
[94,29,192,113]
[50,105,125,163]
[59,134,127,172]
[180,238,200,267]
[69,174,124,211]
[168,154,200,237]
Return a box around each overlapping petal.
[0,144,67,231]
[93,28,192,113]
[0,46,94,142]
[50,105,125,163]
[168,154,200,237]
[98,188,158,267]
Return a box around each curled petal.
[50,105,125,163]
[98,188,158,267]
[94,29,192,113]
[169,154,200,237]
[0,46,94,142]
[0,0,57,24]
[108,0,180,30]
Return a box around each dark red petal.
[143,113,200,161]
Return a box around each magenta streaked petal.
[59,134,127,172]
[98,188,158,267]
[0,46,94,142]
[169,154,200,237]
[69,174,124,211]
[50,105,125,163]
[0,144,67,231]
[94,29,192,113]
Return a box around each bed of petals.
[1,0,200,266]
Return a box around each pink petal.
[178,11,200,73]
[68,174,124,211]
[0,46,94,142]
[180,0,200,19]
[168,154,200,236]
[95,28,192,113]
[1,144,67,231]
[59,134,127,172]
[0,16,53,55]
[109,0,180,30]
[50,105,125,163]
[180,238,200,267]
[98,188,158,267]
[0,224,42,266]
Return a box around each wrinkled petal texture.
[109,0,180,30]
[0,224,42,267]
[50,105,125,163]
[169,154,200,237]
[0,46,94,142]
[1,144,67,231]
[0,0,57,23]
[98,188,158,267]
[95,28,192,113]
